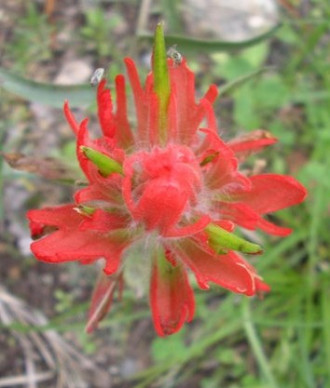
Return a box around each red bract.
[27,29,307,336]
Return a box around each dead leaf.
[1,152,77,183]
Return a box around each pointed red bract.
[63,101,80,135]
[97,79,115,138]
[150,250,195,336]
[228,129,277,160]
[114,74,134,148]
[27,45,307,336]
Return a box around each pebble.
[54,59,93,85]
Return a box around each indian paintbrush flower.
[27,25,307,336]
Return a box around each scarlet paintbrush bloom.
[27,26,306,336]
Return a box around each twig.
[0,371,54,388]
[0,286,96,387]
[136,0,152,34]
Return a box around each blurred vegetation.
[0,0,329,387]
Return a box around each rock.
[54,59,92,85]
[181,0,278,41]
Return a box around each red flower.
[27,26,307,336]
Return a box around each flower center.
[123,145,202,234]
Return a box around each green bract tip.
[74,205,96,216]
[152,23,170,143]
[206,224,263,255]
[80,146,123,176]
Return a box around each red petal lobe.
[234,174,307,214]
[174,238,256,295]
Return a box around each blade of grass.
[286,24,328,80]
[258,229,308,270]
[253,319,323,328]
[242,299,279,388]
[0,123,4,226]
[132,318,242,387]
[218,66,274,96]
[138,24,281,53]
[297,326,315,388]
[0,67,95,108]
[307,183,326,286]
[321,278,330,379]
[292,90,330,103]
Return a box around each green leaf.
[254,75,289,109]
[205,223,262,254]
[138,24,281,54]
[233,84,261,129]
[0,67,95,108]
[217,56,254,81]
[151,329,187,363]
[241,42,269,68]
[80,146,123,176]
